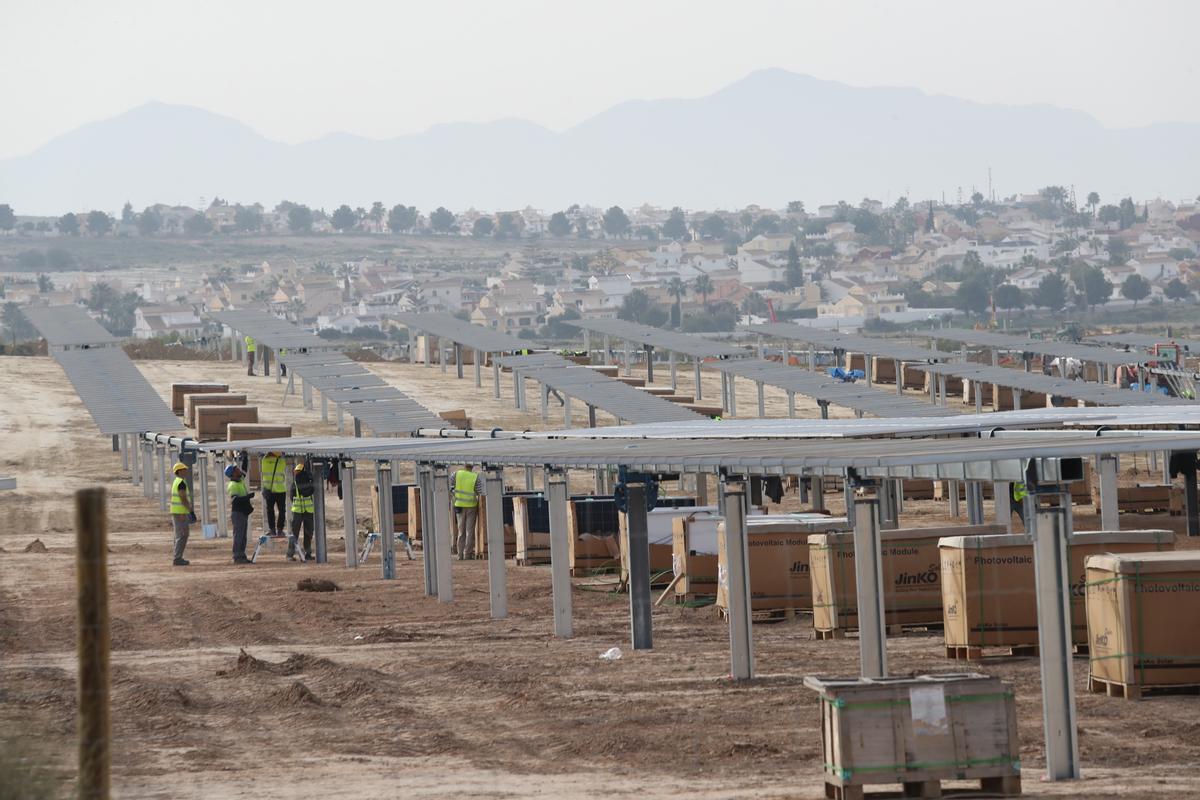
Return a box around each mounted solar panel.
[53,348,183,434]
[568,318,748,359]
[22,305,120,347]
[392,312,532,353]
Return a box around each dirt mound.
[122,684,197,712]
[357,626,419,643]
[297,577,338,592]
[23,539,47,553]
[272,681,322,707]
[221,649,341,678]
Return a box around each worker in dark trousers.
[260,451,288,537]
[245,336,256,376]
[288,462,316,561]
[225,463,255,564]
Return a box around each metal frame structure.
[52,347,184,435]
[566,318,748,399]
[910,362,1181,408]
[392,312,533,396]
[520,365,704,425]
[932,328,1155,368]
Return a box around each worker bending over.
[225,463,255,564]
[169,462,195,566]
[452,463,480,559]
[288,462,316,561]
[261,451,288,537]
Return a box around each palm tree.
[1087,192,1100,215]
[694,273,713,308]
[666,277,686,327]
[285,298,306,323]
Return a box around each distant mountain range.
[3,69,1198,215]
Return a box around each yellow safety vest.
[170,476,189,515]
[291,488,314,514]
[227,478,248,498]
[261,455,287,493]
[1011,482,1028,503]
[453,470,479,508]
[245,335,256,353]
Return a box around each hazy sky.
[2,0,1197,160]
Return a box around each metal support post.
[895,360,903,396]
[588,404,597,428]
[313,462,327,563]
[811,477,826,512]
[624,340,631,376]
[493,359,501,399]
[877,482,898,530]
[1098,455,1119,531]
[668,350,677,391]
[432,465,453,602]
[302,378,312,410]
[728,375,737,416]
[625,483,653,650]
[156,445,168,511]
[819,400,829,420]
[718,480,753,680]
[524,465,535,491]
[377,462,396,579]
[455,344,464,380]
[214,453,228,539]
[603,334,611,366]
[787,391,795,418]
[645,345,654,383]
[1030,502,1081,780]
[966,482,984,525]
[474,348,482,387]
[418,466,436,596]
[440,340,447,373]
[320,394,328,423]
[949,479,960,517]
[994,482,1013,532]
[547,470,573,637]
[484,469,507,618]
[853,497,887,678]
[130,436,140,486]
[343,461,358,568]
[197,453,211,532]
[756,382,765,417]
[563,395,573,427]
[694,359,702,400]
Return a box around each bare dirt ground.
[2,355,1199,799]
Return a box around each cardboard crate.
[1087,551,1200,693]
[171,382,228,414]
[804,673,1021,798]
[370,483,415,533]
[672,513,722,599]
[618,503,706,585]
[512,495,552,564]
[406,485,423,541]
[809,524,1005,634]
[1089,482,1178,514]
[195,405,258,440]
[567,497,620,575]
[940,529,1174,652]
[227,424,292,488]
[716,514,850,613]
[185,393,247,427]
[439,409,471,430]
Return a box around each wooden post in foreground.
[75,487,110,800]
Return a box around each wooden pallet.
[514,556,551,566]
[717,606,801,623]
[570,565,619,577]
[824,774,1020,799]
[1088,675,1200,701]
[674,592,716,605]
[945,644,1039,662]
[816,623,942,641]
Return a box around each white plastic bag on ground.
[599,647,622,661]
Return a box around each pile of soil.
[297,577,338,592]
[273,681,322,707]
[23,539,47,553]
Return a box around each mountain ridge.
[2,69,1197,214]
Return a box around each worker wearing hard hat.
[225,464,255,564]
[287,461,316,561]
[261,451,288,537]
[245,335,256,377]
[170,462,195,566]
[452,463,480,559]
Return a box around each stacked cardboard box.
[672,513,723,600]
[195,405,258,440]
[370,483,414,534]
[940,530,1174,654]
[1086,551,1200,696]
[618,503,707,585]
[809,524,1004,634]
[716,515,849,612]
[567,497,620,575]
[804,673,1021,798]
[171,382,228,414]
[512,494,552,564]
[226,424,293,488]
[185,393,247,427]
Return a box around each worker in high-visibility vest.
[225,463,255,564]
[245,335,256,376]
[287,462,316,561]
[452,464,480,559]
[169,462,194,566]
[261,451,288,537]
[1010,481,1029,529]
[279,347,287,378]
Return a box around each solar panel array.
[524,365,705,424]
[1087,332,1200,353]
[709,358,960,418]
[567,318,748,359]
[392,312,531,353]
[909,362,1181,406]
[208,309,328,350]
[745,322,946,363]
[53,347,183,434]
[492,352,576,370]
[932,328,1153,366]
[22,305,119,347]
[278,346,446,435]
